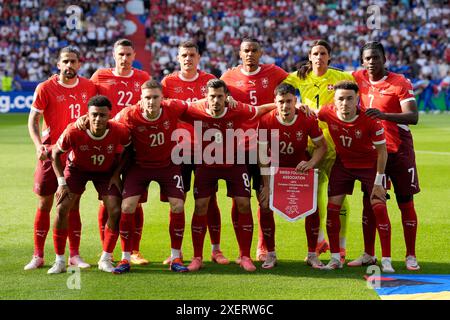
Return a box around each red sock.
[259,208,275,252]
[33,209,50,257]
[399,200,418,257]
[53,228,68,256]
[326,203,341,254]
[231,200,240,243]
[103,225,119,254]
[256,207,267,252]
[372,202,391,257]
[68,210,81,257]
[362,196,376,256]
[169,210,185,250]
[238,212,253,257]
[119,213,135,253]
[132,205,144,252]
[98,204,108,245]
[191,214,207,258]
[305,210,320,252]
[207,196,221,245]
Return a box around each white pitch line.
[416,150,450,156]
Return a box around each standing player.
[284,40,354,262]
[48,96,131,274]
[111,80,189,274]
[90,39,151,265]
[25,47,96,270]
[221,38,288,262]
[258,83,327,269]
[160,41,229,265]
[180,79,276,272]
[318,81,394,272]
[351,42,420,270]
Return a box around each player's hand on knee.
[370,184,386,203]
[36,144,49,161]
[56,185,71,205]
[108,173,123,193]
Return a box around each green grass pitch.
[0,113,449,300]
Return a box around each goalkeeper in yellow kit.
[284,40,354,263]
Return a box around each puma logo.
[121,81,128,87]
[187,87,194,93]
[248,80,256,86]
[69,94,76,100]
[93,146,101,151]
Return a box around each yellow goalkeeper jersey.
[284,67,355,165]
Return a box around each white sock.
[331,253,341,261]
[382,257,391,262]
[100,252,112,261]
[56,255,65,263]
[317,230,325,242]
[212,244,220,252]
[267,251,276,257]
[307,252,317,257]
[122,252,131,262]
[339,237,346,250]
[171,248,181,260]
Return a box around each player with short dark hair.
[180,79,276,272]
[48,95,131,274]
[221,38,289,263]
[258,83,327,269]
[90,38,151,265]
[318,81,394,272]
[350,42,421,271]
[160,41,229,265]
[24,47,97,271]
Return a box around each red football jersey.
[258,110,323,167]
[220,64,288,131]
[181,101,257,168]
[31,75,97,145]
[116,100,189,168]
[161,70,216,155]
[352,70,416,153]
[57,121,131,172]
[90,68,151,117]
[318,104,386,169]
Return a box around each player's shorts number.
[91,154,105,166]
[242,173,250,188]
[173,175,184,191]
[408,167,415,184]
[149,132,164,147]
[280,141,294,154]
[69,103,81,119]
[118,91,133,107]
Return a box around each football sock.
[53,228,68,256]
[68,210,81,257]
[97,203,108,245]
[372,202,392,258]
[132,205,144,252]
[362,195,376,256]
[238,212,253,257]
[338,197,350,248]
[326,203,341,254]
[259,208,275,252]
[169,210,185,250]
[305,210,320,253]
[399,200,418,257]
[119,213,135,254]
[103,225,119,254]
[256,206,267,252]
[191,214,207,258]
[34,208,50,257]
[316,172,328,242]
[231,200,240,244]
[207,195,221,246]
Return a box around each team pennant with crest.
[269,167,318,222]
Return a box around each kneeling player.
[49,96,131,274]
[258,83,327,269]
[318,81,394,272]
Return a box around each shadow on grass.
[113,259,450,279]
